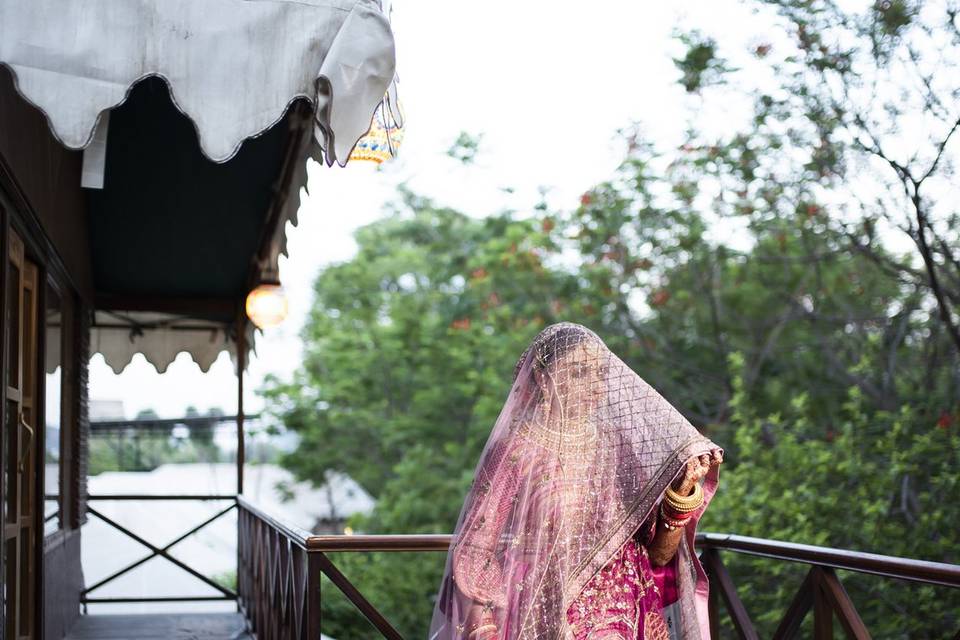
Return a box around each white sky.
[88,0,776,418]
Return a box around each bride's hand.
[671,449,722,495]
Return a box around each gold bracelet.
[664,489,703,513]
[666,481,702,505]
[659,503,692,528]
[661,497,698,520]
[664,482,703,512]
[665,481,702,506]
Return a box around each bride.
[429,323,723,640]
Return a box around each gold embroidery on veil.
[512,414,598,458]
[429,323,721,640]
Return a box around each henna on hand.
[670,448,722,495]
[649,449,723,566]
[648,521,686,566]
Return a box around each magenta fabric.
[565,538,668,640]
[565,511,681,640]
[428,323,722,640]
[650,558,680,609]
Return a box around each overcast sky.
[89,0,770,419]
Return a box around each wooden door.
[4,229,39,640]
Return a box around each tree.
[264,1,960,636]
[264,193,586,502]
[672,0,960,355]
[704,353,959,637]
[263,195,596,637]
[267,175,957,637]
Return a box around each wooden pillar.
[235,315,246,616]
[236,316,245,496]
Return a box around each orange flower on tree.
[936,412,952,430]
[650,289,670,307]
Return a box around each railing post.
[306,553,321,640]
[708,560,720,640]
[237,503,249,618]
[818,567,871,640]
[813,567,833,639]
[701,548,759,640]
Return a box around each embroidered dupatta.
[428,323,721,640]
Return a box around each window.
[43,281,62,536]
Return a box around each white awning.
[90,311,256,374]
[0,0,397,167]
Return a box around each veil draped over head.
[428,323,721,640]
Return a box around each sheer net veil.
[428,323,722,640]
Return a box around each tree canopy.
[263,1,960,637]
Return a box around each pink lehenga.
[428,323,721,640]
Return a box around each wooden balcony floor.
[66,613,253,639]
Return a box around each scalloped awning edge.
[90,320,258,375]
[0,0,395,165]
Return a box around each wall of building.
[42,531,83,640]
[0,65,91,639]
[0,66,94,301]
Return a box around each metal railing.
[235,497,960,640]
[237,497,448,640]
[238,497,319,639]
[698,533,960,640]
[80,412,260,607]
[82,494,238,607]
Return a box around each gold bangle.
[664,495,702,513]
[664,482,703,512]
[659,503,691,528]
[665,481,702,505]
[666,481,702,505]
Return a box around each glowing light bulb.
[245,283,288,329]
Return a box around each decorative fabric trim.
[0,0,396,166]
[90,312,257,374]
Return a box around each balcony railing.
[83,493,239,607]
[235,497,960,640]
[697,533,960,639]
[237,496,448,640]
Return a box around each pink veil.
[428,323,721,640]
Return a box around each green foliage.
[264,1,960,637]
[446,131,484,165]
[263,195,585,503]
[673,31,734,93]
[265,173,958,636]
[212,570,237,592]
[88,408,231,475]
[262,197,598,637]
[316,552,449,640]
[703,353,959,637]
